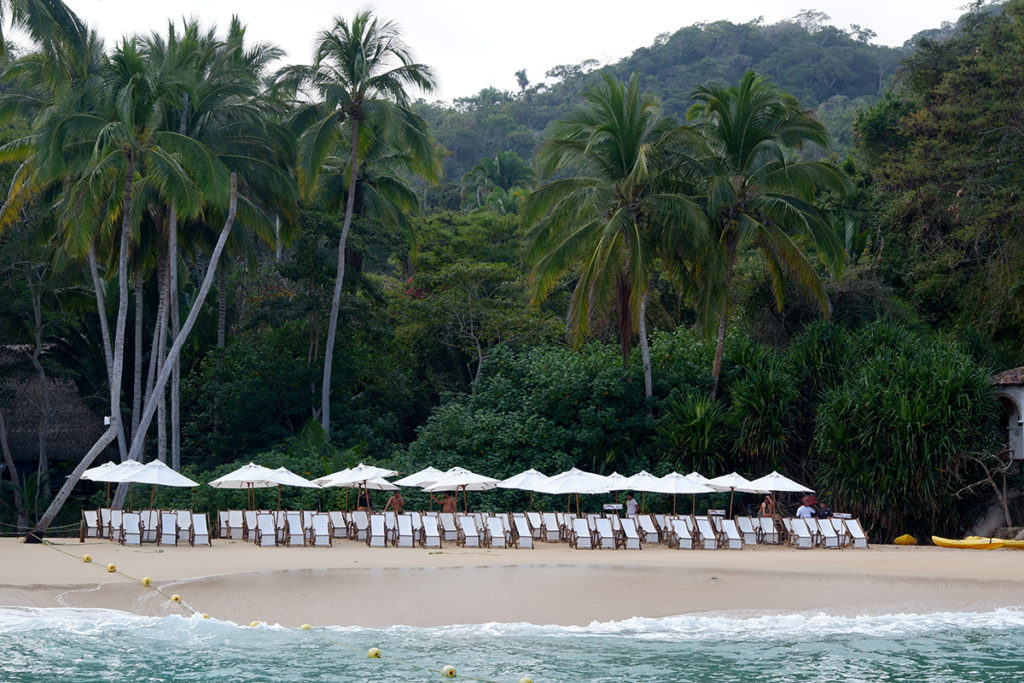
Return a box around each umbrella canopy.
[81,461,119,482]
[649,472,716,495]
[392,466,444,488]
[266,467,317,488]
[532,468,610,495]
[607,470,662,492]
[747,471,814,493]
[100,459,147,483]
[685,471,711,485]
[121,460,199,487]
[208,462,282,489]
[313,462,399,488]
[423,467,499,492]
[707,472,764,494]
[496,468,549,490]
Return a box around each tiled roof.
[992,366,1024,386]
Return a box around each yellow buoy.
[106,563,116,573]
[441,665,456,678]
[519,678,534,683]
[299,624,312,631]
[894,534,917,546]
[82,554,92,563]
[200,613,210,620]
[170,594,181,603]
[140,577,151,587]
[249,621,260,628]
[368,647,381,659]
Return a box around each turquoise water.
[3,607,1024,682]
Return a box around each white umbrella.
[685,471,712,486]
[423,467,499,513]
[707,472,766,517]
[94,460,147,510]
[313,463,399,511]
[119,460,199,508]
[209,462,314,510]
[747,471,814,493]
[648,472,715,515]
[81,461,118,482]
[608,470,664,513]
[532,467,610,514]
[497,468,550,511]
[392,466,444,488]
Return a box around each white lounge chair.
[695,517,720,550]
[395,514,415,547]
[384,511,398,545]
[255,513,277,546]
[540,513,561,542]
[243,510,258,541]
[594,517,618,549]
[98,508,111,539]
[484,516,507,548]
[176,509,192,543]
[512,515,534,549]
[367,514,388,547]
[457,515,481,547]
[615,516,639,549]
[349,510,370,541]
[720,519,743,549]
[736,516,759,544]
[569,517,594,549]
[120,512,142,546]
[817,518,841,548]
[285,511,306,546]
[845,518,869,548]
[636,514,660,544]
[80,510,100,542]
[789,518,815,548]
[439,513,459,542]
[559,514,577,542]
[191,513,211,546]
[421,515,442,548]
[218,511,230,539]
[141,510,159,543]
[759,517,779,544]
[329,511,347,539]
[224,510,243,539]
[158,511,178,546]
[526,512,543,539]
[309,513,331,547]
[669,518,694,549]
[109,508,124,541]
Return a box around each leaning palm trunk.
[28,158,137,539]
[320,118,360,436]
[127,174,239,462]
[638,294,653,399]
[170,95,187,470]
[131,261,143,439]
[87,247,129,462]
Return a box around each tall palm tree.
[0,0,87,63]
[281,11,435,435]
[522,73,703,398]
[683,71,848,399]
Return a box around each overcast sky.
[65,0,970,101]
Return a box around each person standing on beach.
[357,489,373,511]
[441,492,457,513]
[384,490,404,514]
[625,493,638,516]
[816,501,833,518]
[796,497,815,518]
[758,495,775,518]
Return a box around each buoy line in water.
[27,534,535,683]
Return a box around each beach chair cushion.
[191,513,211,546]
[120,512,142,546]
[513,516,534,549]
[422,515,442,548]
[619,517,641,550]
[310,513,331,547]
[368,515,387,547]
[396,514,415,547]
[159,511,178,546]
[569,517,594,549]
[255,513,277,547]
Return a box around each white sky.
[65,0,970,102]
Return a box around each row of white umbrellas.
[83,459,812,515]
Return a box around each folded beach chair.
[844,518,869,548]
[669,518,695,549]
[146,510,164,543]
[439,513,459,542]
[97,508,111,539]
[395,514,415,547]
[158,511,178,546]
[817,518,841,548]
[540,512,561,542]
[285,511,306,546]
[409,511,424,545]
[367,514,388,547]
[384,511,398,545]
[636,514,660,544]
[653,514,667,534]
[607,514,622,532]
[175,509,192,544]
[759,517,779,544]
[736,516,759,544]
[720,519,743,549]
[560,514,578,542]
[120,512,142,546]
[618,516,641,549]
[222,510,240,540]
[255,512,277,547]
[217,511,229,539]
[486,516,511,548]
[457,514,481,547]
[789,518,815,548]
[526,512,543,539]
[274,511,288,544]
[349,510,370,541]
[243,510,258,541]
[309,513,331,547]
[594,517,618,549]
[191,513,211,546]
[780,517,795,544]
[512,515,534,549]
[109,508,124,541]
[569,516,595,549]
[421,514,442,548]
[329,511,347,539]
[695,516,720,550]
[80,510,100,542]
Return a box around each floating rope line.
[27,533,534,683]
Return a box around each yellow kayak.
[932,535,1005,549]
[966,536,1024,550]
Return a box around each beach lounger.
[409,512,423,545]
[120,512,142,546]
[285,511,306,546]
[368,514,388,547]
[439,513,459,542]
[486,516,511,548]
[457,515,481,547]
[759,517,779,544]
[636,514,660,544]
[594,517,618,549]
[158,511,178,546]
[191,513,211,546]
[695,517,720,550]
[243,510,258,541]
[384,511,398,545]
[669,518,695,549]
[513,515,534,549]
[176,509,192,544]
[274,511,288,544]
[329,511,347,538]
[255,513,277,547]
[223,510,242,540]
[789,518,815,548]
[560,514,577,542]
[526,512,543,539]
[109,508,124,540]
[309,513,331,547]
[653,514,667,534]
[569,517,595,549]
[845,518,869,548]
[619,516,641,549]
[395,514,415,547]
[80,510,100,542]
[736,516,759,544]
[349,510,370,541]
[217,511,229,539]
[421,514,442,548]
[97,508,112,539]
[540,513,561,542]
[144,510,163,543]
[817,518,840,548]
[720,519,743,549]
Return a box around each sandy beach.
[3,536,1023,628]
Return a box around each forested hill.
[416,12,919,188]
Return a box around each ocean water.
[3,607,1024,682]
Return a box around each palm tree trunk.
[0,409,28,533]
[87,247,129,463]
[638,293,653,399]
[30,155,136,538]
[710,230,737,401]
[26,288,51,513]
[156,252,169,463]
[132,261,143,440]
[217,264,226,348]
[169,211,181,471]
[127,174,238,462]
[320,118,360,436]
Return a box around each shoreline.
[3,537,1023,627]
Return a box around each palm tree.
[0,0,87,63]
[461,149,534,211]
[683,71,848,398]
[521,73,702,398]
[281,11,435,435]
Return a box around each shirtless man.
[383,490,405,514]
[441,492,457,513]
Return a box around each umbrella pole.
[729,489,735,518]
[575,492,580,516]
[462,486,468,514]
[277,484,282,514]
[641,491,646,514]
[149,485,156,509]
[129,483,134,512]
[672,494,676,516]
[691,494,696,516]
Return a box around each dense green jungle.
[1,1,1023,544]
